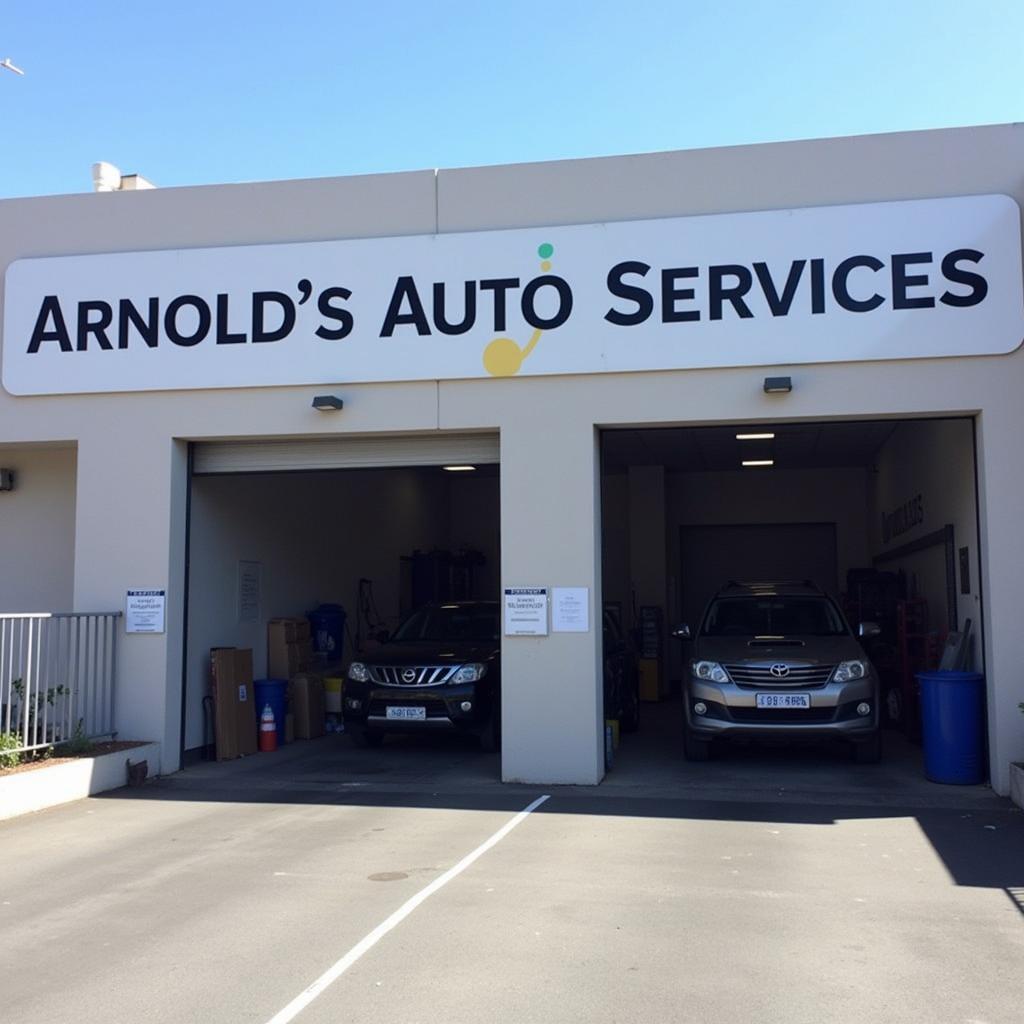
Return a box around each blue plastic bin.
[307,604,346,661]
[254,678,288,746]
[917,670,985,784]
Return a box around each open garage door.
[184,431,500,767]
[600,416,984,777]
[193,431,499,474]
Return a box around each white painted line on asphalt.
[263,794,551,1024]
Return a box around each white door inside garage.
[679,523,838,629]
[183,432,499,762]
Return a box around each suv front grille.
[725,664,835,687]
[369,665,458,686]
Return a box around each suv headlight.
[347,662,370,683]
[452,663,486,684]
[692,660,729,683]
[833,660,867,683]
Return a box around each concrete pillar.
[974,410,1024,795]
[499,418,603,785]
[73,433,188,774]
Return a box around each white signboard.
[553,587,590,632]
[3,195,1022,396]
[237,560,261,623]
[504,588,549,636]
[126,589,166,634]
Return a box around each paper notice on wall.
[238,560,262,623]
[504,588,549,636]
[126,590,166,634]
[553,587,589,632]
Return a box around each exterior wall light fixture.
[763,376,793,394]
[311,395,344,411]
[0,468,15,491]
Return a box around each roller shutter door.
[193,431,499,474]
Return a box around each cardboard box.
[268,618,314,678]
[291,672,326,739]
[268,617,310,645]
[211,648,258,760]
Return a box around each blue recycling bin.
[307,604,346,661]
[916,670,985,784]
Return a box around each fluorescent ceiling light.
[443,465,476,472]
[742,460,774,467]
[736,432,776,440]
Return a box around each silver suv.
[674,581,881,763]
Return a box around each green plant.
[0,731,21,770]
[10,679,71,742]
[62,719,93,756]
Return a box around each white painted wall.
[0,445,76,612]
[868,418,980,650]
[3,124,1024,788]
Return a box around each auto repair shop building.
[1,123,1023,793]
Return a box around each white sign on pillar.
[504,588,549,636]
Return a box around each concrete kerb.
[0,741,161,822]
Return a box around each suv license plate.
[755,693,811,709]
[386,706,426,720]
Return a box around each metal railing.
[0,613,121,755]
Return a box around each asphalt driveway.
[1,723,1022,1024]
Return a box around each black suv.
[343,600,640,751]
[344,601,502,750]
[674,581,881,762]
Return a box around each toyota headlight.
[692,660,729,684]
[347,661,370,683]
[452,663,486,684]
[834,660,867,683]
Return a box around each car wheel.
[852,730,882,764]
[352,729,384,748]
[683,726,711,762]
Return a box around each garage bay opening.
[182,433,500,771]
[600,417,984,778]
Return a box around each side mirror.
[858,622,882,639]
[671,624,692,640]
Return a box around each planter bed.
[0,741,160,822]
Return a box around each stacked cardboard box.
[268,618,315,679]
[289,672,326,739]
[210,648,258,760]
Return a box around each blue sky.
[1,1,1022,197]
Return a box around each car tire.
[683,726,711,762]
[852,730,882,764]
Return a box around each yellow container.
[323,675,345,714]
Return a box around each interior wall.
[185,467,455,750]
[448,473,501,600]
[868,418,980,648]
[601,471,630,620]
[0,446,77,613]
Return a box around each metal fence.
[0,613,121,755]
